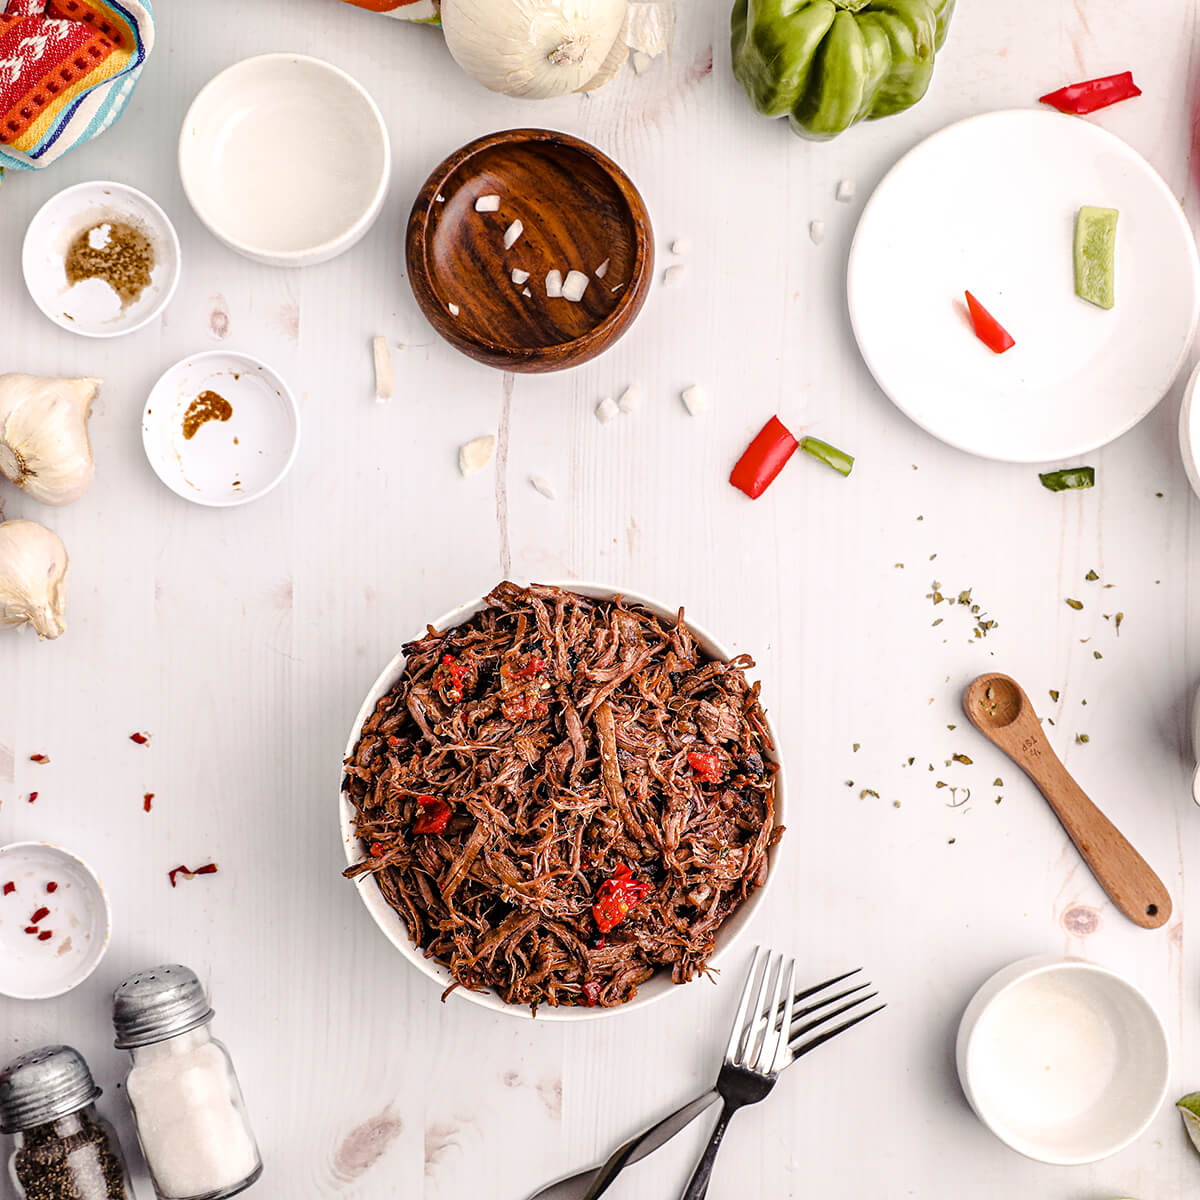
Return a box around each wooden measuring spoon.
[963,673,1171,930]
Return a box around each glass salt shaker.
[0,1044,134,1200]
[113,964,262,1200]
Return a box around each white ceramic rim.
[178,52,391,266]
[339,580,787,1022]
[955,954,1170,1164]
[848,109,1200,463]
[141,349,301,508]
[21,179,182,339]
[0,840,112,1000]
[1177,359,1200,501]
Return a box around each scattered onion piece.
[663,264,685,286]
[595,397,619,424]
[459,435,496,477]
[681,386,708,416]
[448,302,460,317]
[372,336,394,405]
[530,475,557,500]
[511,268,530,285]
[809,221,826,245]
[475,194,500,213]
[546,270,564,299]
[672,237,692,255]
[503,219,524,249]
[618,385,640,414]
[836,179,856,202]
[595,258,610,279]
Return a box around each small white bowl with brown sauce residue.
[22,180,181,337]
[142,351,300,507]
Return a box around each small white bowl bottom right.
[962,962,1168,1164]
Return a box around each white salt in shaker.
[112,965,261,1200]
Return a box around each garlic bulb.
[441,0,629,98]
[0,374,100,506]
[0,519,69,640]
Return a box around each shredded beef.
[343,582,781,1011]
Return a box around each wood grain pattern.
[964,673,1172,929]
[406,129,654,372]
[0,0,1197,1197]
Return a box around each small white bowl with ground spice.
[142,350,300,508]
[0,841,111,1000]
[21,180,181,338]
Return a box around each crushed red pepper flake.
[37,930,52,941]
[2,882,13,896]
[29,755,48,764]
[129,732,150,745]
[23,926,38,934]
[168,862,218,887]
[27,792,38,803]
[30,906,49,924]
[143,793,154,813]
[45,882,57,893]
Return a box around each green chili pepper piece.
[799,436,854,476]
[1039,467,1095,492]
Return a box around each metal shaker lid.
[112,963,214,1049]
[0,1045,102,1133]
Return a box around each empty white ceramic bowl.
[179,53,391,267]
[0,841,111,1000]
[956,956,1169,1164]
[22,180,181,336]
[339,582,786,1022]
[142,350,300,507]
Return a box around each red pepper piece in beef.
[687,751,725,784]
[412,795,452,836]
[592,863,651,933]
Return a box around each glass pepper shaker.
[112,964,262,1200]
[0,1044,134,1200]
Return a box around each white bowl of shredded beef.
[340,581,785,1019]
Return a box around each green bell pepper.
[731,0,956,141]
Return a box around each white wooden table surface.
[2,1,1198,1196]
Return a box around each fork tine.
[768,958,797,1074]
[791,992,880,1042]
[792,1003,886,1061]
[790,967,861,1004]
[725,946,767,1062]
[789,982,873,1025]
[741,950,781,1067]
[749,953,789,1071]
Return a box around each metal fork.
[530,952,882,1200]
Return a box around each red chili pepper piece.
[436,654,467,703]
[24,926,38,935]
[412,795,452,836]
[592,863,651,933]
[45,882,57,893]
[3,882,14,896]
[582,981,602,1007]
[143,793,154,812]
[30,907,49,924]
[37,930,52,941]
[964,291,1016,354]
[129,732,149,745]
[27,792,38,803]
[506,657,544,681]
[687,751,725,784]
[1039,71,1141,115]
[192,864,219,876]
[730,416,800,500]
[168,865,191,887]
[29,754,48,764]
[370,841,386,858]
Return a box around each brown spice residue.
[182,391,233,440]
[65,220,154,308]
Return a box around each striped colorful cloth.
[0,0,153,172]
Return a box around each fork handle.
[680,1101,737,1200]
[580,1091,719,1200]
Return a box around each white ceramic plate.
[142,351,300,507]
[956,956,1169,1164]
[0,842,111,1000]
[21,180,181,337]
[848,110,1200,462]
[339,582,786,1022]
[1177,360,1200,504]
[179,53,390,267]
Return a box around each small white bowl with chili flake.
[0,841,111,1000]
[339,581,787,1022]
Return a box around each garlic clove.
[0,374,100,506]
[0,519,68,640]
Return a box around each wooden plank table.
[1,0,1196,1195]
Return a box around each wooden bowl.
[406,129,654,373]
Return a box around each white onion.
[504,219,524,249]
[475,194,501,213]
[663,264,685,286]
[809,221,826,245]
[530,475,557,500]
[372,337,393,404]
[595,397,618,424]
[546,270,564,298]
[681,385,708,416]
[522,287,533,297]
[672,237,692,255]
[617,385,640,413]
[448,302,461,316]
[836,179,856,203]
[562,270,590,302]
[512,268,530,285]
[595,258,610,278]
